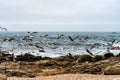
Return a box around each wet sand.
[8,74,120,80]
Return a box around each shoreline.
[8,74,120,80]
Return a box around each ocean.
[0,32,120,57]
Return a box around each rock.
[0,74,7,80]
[16,53,42,61]
[6,70,35,77]
[43,61,55,66]
[104,53,114,59]
[91,66,102,74]
[116,53,120,57]
[103,63,120,75]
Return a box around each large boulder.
[16,53,41,61]
[103,62,120,75]
[104,53,114,59]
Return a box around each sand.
[8,74,120,80]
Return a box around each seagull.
[27,32,37,37]
[57,34,64,39]
[90,45,96,50]
[34,44,44,49]
[8,37,18,42]
[40,34,48,41]
[68,36,74,41]
[81,36,88,42]
[23,38,33,42]
[68,36,79,41]
[89,44,99,50]
[3,38,8,41]
[68,53,74,59]
[107,47,111,53]
[0,26,7,31]
[117,41,120,43]
[43,34,48,38]
[84,36,88,40]
[85,48,95,57]
[111,39,116,46]
[48,43,57,49]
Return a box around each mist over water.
[0,32,120,57]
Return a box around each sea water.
[0,32,119,57]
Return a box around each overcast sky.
[0,0,120,31]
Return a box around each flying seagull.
[27,32,37,37]
[80,36,89,42]
[0,26,7,31]
[85,48,95,57]
[57,34,64,39]
[68,36,79,41]
[111,39,116,46]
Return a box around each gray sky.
[0,0,120,31]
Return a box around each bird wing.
[74,36,79,40]
[1,27,7,31]
[112,39,116,44]
[68,36,74,41]
[85,48,94,57]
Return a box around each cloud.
[0,0,120,31]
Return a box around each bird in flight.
[57,34,64,39]
[68,36,79,41]
[85,48,95,57]
[0,26,7,31]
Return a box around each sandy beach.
[8,74,120,80]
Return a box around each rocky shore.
[0,50,120,79]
